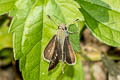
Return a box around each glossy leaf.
[9,0,42,80]
[0,0,16,15]
[40,0,84,79]
[69,24,81,52]
[9,0,84,80]
[58,54,84,80]
[76,0,120,47]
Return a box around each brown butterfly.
[43,16,76,73]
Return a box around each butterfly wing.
[64,36,76,65]
[48,38,61,71]
[44,35,57,61]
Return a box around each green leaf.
[58,54,84,80]
[0,48,13,66]
[0,0,16,15]
[40,0,84,79]
[9,0,36,60]
[46,0,84,25]
[10,0,43,79]
[0,20,12,50]
[69,24,81,52]
[9,0,84,80]
[76,0,120,47]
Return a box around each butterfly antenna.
[68,19,79,27]
[73,19,79,24]
[47,15,59,26]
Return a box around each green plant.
[0,0,120,80]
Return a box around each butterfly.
[43,16,76,72]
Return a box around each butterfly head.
[58,24,67,31]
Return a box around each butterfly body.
[57,24,68,45]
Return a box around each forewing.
[64,37,76,65]
[48,39,60,71]
[44,35,56,61]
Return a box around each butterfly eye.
[65,27,67,30]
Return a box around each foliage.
[0,18,12,50]
[76,0,120,47]
[0,0,120,80]
[0,0,16,15]
[0,48,13,67]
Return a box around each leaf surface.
[0,0,16,15]
[58,54,84,80]
[0,20,12,50]
[9,0,84,80]
[76,0,120,47]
